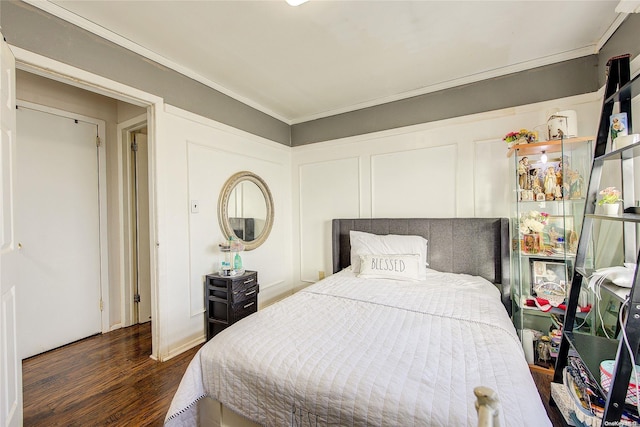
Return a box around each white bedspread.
[166,269,551,426]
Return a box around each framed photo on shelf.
[610,112,628,141]
[544,215,574,248]
[529,258,569,297]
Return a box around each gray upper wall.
[2,1,639,147]
[291,56,599,145]
[1,1,291,145]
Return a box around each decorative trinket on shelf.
[523,233,543,254]
[219,236,245,276]
[547,110,578,140]
[536,335,553,367]
[519,211,548,254]
[597,186,622,205]
[519,210,548,234]
[503,128,538,148]
[597,186,622,215]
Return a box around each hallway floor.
[22,323,202,426]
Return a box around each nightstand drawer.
[232,284,259,304]
[231,296,258,322]
[231,272,258,293]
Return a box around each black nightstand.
[205,270,259,340]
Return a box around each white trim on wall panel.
[186,141,213,318]
[298,158,360,284]
[360,155,372,218]
[186,140,287,316]
[370,144,457,218]
[184,137,286,168]
[474,138,510,218]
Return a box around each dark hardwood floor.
[530,367,565,427]
[22,323,202,426]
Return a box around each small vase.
[523,233,542,254]
[602,203,619,215]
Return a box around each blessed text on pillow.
[357,254,421,281]
[349,230,428,279]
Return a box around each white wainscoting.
[292,93,602,287]
[160,106,292,352]
[298,157,360,283]
[371,144,457,217]
[474,138,511,217]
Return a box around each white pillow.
[358,254,421,281]
[349,230,428,279]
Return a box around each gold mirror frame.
[218,171,274,251]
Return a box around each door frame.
[10,45,165,360]
[117,114,149,328]
[1,33,22,427]
[16,100,109,335]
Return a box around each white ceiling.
[32,1,630,124]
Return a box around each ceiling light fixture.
[286,0,309,6]
[541,151,548,163]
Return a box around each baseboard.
[109,323,123,332]
[162,335,206,362]
[529,363,554,375]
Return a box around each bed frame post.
[474,386,500,427]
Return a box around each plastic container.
[600,360,640,405]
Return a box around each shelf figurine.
[518,157,530,191]
[544,166,557,201]
[567,169,584,199]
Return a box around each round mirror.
[218,171,274,251]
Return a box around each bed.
[165,218,551,427]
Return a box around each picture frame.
[610,112,628,141]
[529,258,569,297]
[544,215,574,248]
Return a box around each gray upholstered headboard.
[332,218,511,315]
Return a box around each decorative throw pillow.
[349,230,428,279]
[357,254,421,281]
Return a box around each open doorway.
[15,102,107,359]
[15,68,155,354]
[120,118,152,326]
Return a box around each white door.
[16,106,102,359]
[0,33,23,427]
[133,133,151,323]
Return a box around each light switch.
[191,200,199,213]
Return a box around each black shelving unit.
[205,270,259,340]
[553,54,640,424]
